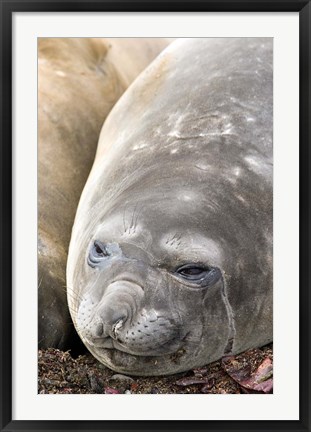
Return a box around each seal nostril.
[111,318,124,340]
[95,322,104,337]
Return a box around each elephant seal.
[38,37,170,350]
[67,38,273,375]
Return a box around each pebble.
[110,374,135,383]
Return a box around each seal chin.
[88,343,188,376]
[84,327,183,357]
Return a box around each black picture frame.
[1,1,310,431]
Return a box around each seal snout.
[87,280,142,342]
[78,278,182,357]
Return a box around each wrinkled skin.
[38,37,170,349]
[67,38,273,375]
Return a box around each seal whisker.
[66,291,83,305]
[65,286,84,302]
[122,205,127,233]
[130,202,139,231]
[133,203,143,232]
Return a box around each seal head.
[74,222,231,375]
[67,38,273,375]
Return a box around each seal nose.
[93,305,128,340]
[87,280,144,344]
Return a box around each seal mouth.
[116,336,182,356]
[85,326,191,365]
[89,335,182,357]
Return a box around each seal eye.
[176,264,209,281]
[94,241,106,257]
[179,267,205,277]
[88,240,109,267]
[175,264,221,286]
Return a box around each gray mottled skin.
[67,38,273,376]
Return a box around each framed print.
[1,1,310,431]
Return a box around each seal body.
[67,38,273,375]
[38,37,170,349]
